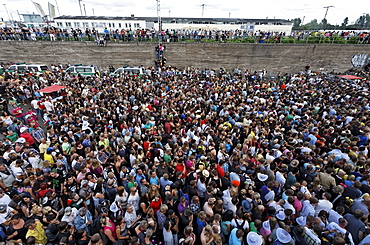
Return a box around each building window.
[57,22,63,27]
[108,23,111,28]
[134,23,140,28]
[119,23,121,28]
[82,22,89,28]
[125,23,128,28]
[65,22,71,27]
[74,22,80,28]
[112,23,115,28]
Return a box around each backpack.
[233,218,246,230]
[90,215,103,235]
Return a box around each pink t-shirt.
[104,220,117,239]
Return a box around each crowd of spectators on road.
[0,64,369,245]
[0,26,369,43]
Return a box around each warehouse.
[53,15,293,35]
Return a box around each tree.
[292,18,302,28]
[307,19,321,30]
[341,17,349,27]
[356,15,366,27]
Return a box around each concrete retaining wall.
[0,41,368,72]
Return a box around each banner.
[48,2,56,18]
[32,1,46,17]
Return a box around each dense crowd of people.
[0,65,369,245]
[0,26,369,43]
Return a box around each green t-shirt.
[6,133,18,142]
[128,181,137,190]
[249,222,258,233]
[62,142,71,154]
[163,154,171,164]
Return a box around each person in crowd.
[0,64,369,245]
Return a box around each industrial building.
[53,15,293,35]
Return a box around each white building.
[53,15,293,35]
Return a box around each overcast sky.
[1,0,368,26]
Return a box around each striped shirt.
[32,128,45,141]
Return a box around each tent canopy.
[337,75,363,80]
[37,85,66,93]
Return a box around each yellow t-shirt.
[43,153,54,163]
[26,221,47,245]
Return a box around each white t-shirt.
[315,199,333,216]
[31,99,39,109]
[0,206,14,225]
[44,101,53,112]
[0,194,11,205]
[276,171,286,186]
[231,218,249,230]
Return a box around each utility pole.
[78,0,83,16]
[201,4,205,18]
[3,4,11,26]
[17,10,22,22]
[302,16,305,25]
[92,8,95,16]
[83,4,86,16]
[156,0,162,44]
[323,6,334,30]
[55,0,61,16]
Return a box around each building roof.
[54,15,292,23]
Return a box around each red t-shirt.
[176,164,187,179]
[143,141,150,152]
[216,164,225,178]
[21,132,35,145]
[38,101,46,110]
[150,198,162,214]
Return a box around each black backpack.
[233,218,246,230]
[90,215,102,235]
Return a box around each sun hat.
[20,127,28,133]
[257,173,268,182]
[290,160,299,168]
[276,228,292,243]
[15,138,26,144]
[296,216,306,226]
[242,200,252,213]
[247,232,263,245]
[262,220,270,231]
[64,207,72,216]
[202,170,210,178]
[276,210,286,220]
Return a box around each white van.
[6,63,49,74]
[65,65,101,77]
[111,67,144,77]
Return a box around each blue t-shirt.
[196,218,206,235]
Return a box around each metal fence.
[0,32,368,44]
